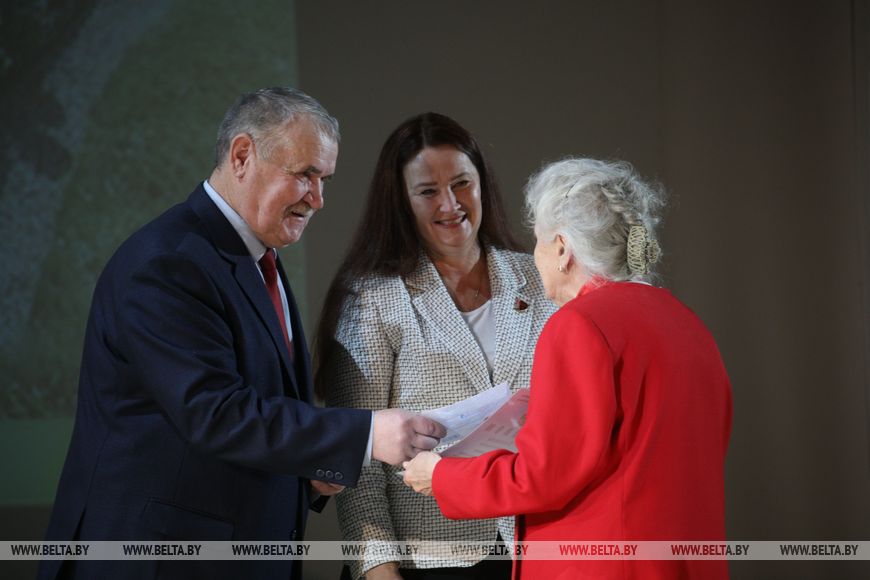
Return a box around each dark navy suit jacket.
[40,185,371,579]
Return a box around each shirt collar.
[202,180,269,261]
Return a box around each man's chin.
[277,227,306,247]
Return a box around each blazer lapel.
[487,248,534,389]
[231,258,300,397]
[407,254,492,393]
[188,186,300,398]
[276,254,311,401]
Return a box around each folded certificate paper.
[421,383,512,447]
[421,384,530,458]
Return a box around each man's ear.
[228,133,255,177]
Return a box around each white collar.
[202,180,269,261]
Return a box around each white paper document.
[420,384,530,458]
[421,383,512,447]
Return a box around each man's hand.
[372,409,446,466]
[310,480,344,497]
[402,451,441,496]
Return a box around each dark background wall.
[0,1,304,578]
[1,1,868,579]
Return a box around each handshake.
[371,409,446,465]
[371,410,443,497]
[312,409,444,498]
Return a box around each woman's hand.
[402,451,441,496]
[365,562,403,579]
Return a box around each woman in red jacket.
[403,158,732,580]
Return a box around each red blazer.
[433,281,732,580]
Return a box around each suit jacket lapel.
[188,186,300,398]
[276,254,311,401]
[230,257,300,398]
[488,248,534,389]
[407,253,491,393]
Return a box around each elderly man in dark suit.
[40,87,444,580]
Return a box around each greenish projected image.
[0,0,300,503]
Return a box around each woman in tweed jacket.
[315,113,555,580]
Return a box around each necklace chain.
[447,272,486,311]
[436,254,487,310]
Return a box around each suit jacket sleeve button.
[335,472,344,481]
[325,470,334,479]
[315,469,325,478]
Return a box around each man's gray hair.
[214,86,340,167]
[525,157,666,282]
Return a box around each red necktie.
[258,249,294,361]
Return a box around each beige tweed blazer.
[324,247,556,578]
